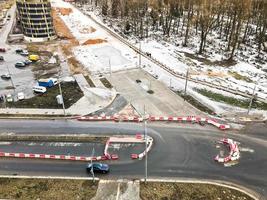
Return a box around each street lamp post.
[90,147,95,182]
[143,105,148,182]
[139,41,141,69]
[184,68,189,100]
[58,64,66,116]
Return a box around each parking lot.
[0,46,36,100]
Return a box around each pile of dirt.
[57,7,72,16]
[52,8,74,39]
[82,38,107,45]
[79,27,96,34]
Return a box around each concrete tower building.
[16,0,56,42]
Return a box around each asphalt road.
[0,119,266,199]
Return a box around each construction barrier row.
[131,136,153,160]
[76,115,230,130]
[214,138,240,163]
[0,152,107,161]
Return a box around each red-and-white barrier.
[214,138,240,163]
[136,136,153,159]
[77,116,115,121]
[76,115,230,130]
[0,152,106,162]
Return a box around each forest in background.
[76,0,267,64]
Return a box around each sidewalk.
[92,180,139,200]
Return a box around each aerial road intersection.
[0,119,266,199]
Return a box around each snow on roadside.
[51,0,267,115]
[86,87,115,100]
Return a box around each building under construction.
[16,0,56,42]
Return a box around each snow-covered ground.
[51,0,137,74]
[51,0,267,117]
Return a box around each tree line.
[77,0,267,61]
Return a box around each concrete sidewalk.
[92,180,139,200]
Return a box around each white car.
[33,86,47,93]
[6,94,13,102]
[17,92,25,100]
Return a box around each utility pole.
[139,41,141,68]
[144,105,148,182]
[138,0,141,69]
[109,58,111,75]
[184,68,189,100]
[90,147,95,182]
[247,82,257,115]
[58,65,66,116]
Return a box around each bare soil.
[140,182,254,200]
[83,39,107,45]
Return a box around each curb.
[140,178,260,200]
[77,115,230,130]
[0,175,99,181]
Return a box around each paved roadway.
[0,119,266,199]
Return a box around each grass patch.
[85,75,96,87]
[228,71,253,82]
[140,182,254,200]
[0,178,98,200]
[176,90,215,114]
[100,77,113,89]
[197,88,267,110]
[7,82,83,109]
[0,134,108,143]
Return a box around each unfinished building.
[16,0,56,42]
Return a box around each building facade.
[16,0,56,42]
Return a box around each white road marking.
[239,147,254,153]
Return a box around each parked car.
[1,74,11,80]
[38,78,54,88]
[0,48,6,52]
[20,50,29,56]
[33,86,47,94]
[28,54,39,61]
[6,94,13,102]
[15,62,26,68]
[86,163,110,174]
[23,59,32,65]
[38,78,58,88]
[0,56,4,61]
[15,49,23,54]
[17,92,25,100]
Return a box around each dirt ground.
[140,182,254,200]
[83,39,107,45]
[0,178,98,200]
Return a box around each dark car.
[0,48,6,52]
[86,163,109,174]
[15,49,23,54]
[15,62,26,68]
[1,74,11,80]
[0,56,4,61]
